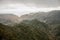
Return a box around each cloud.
[0,0,60,16]
[0,0,60,7]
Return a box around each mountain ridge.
[19,10,60,25]
[0,14,20,25]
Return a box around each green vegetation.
[0,19,60,40]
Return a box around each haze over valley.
[0,0,60,40]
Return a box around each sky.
[0,0,60,16]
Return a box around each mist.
[0,0,60,16]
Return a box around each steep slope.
[0,14,19,25]
[19,12,48,22]
[45,10,60,25]
[20,10,60,25]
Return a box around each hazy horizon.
[0,0,60,16]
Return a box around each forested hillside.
[0,19,60,40]
[0,10,60,40]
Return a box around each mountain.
[20,10,60,25]
[0,10,60,25]
[19,10,60,40]
[0,14,20,25]
[20,12,48,22]
[0,11,60,40]
[45,10,60,25]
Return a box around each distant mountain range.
[20,10,60,25]
[0,14,20,25]
[19,12,48,22]
[0,10,60,25]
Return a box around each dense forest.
[0,19,60,40]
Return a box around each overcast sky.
[0,0,60,16]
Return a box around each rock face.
[0,14,20,25]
